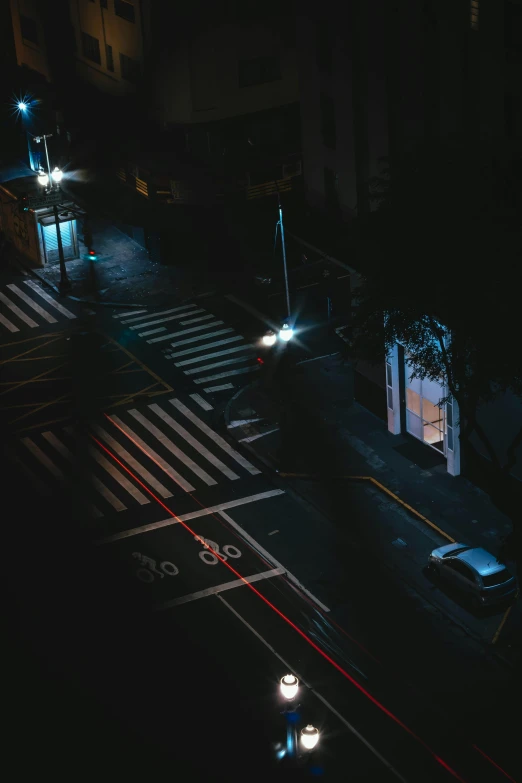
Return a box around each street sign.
[23,192,64,210]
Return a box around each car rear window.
[443,547,470,558]
[482,570,513,587]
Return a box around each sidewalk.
[225,354,521,665]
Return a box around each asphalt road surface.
[2,269,519,782]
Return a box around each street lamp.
[279,323,294,342]
[52,167,63,184]
[37,168,49,188]
[18,102,27,112]
[262,330,277,347]
[273,193,291,324]
[300,725,320,751]
[280,674,299,700]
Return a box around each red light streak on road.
[91,430,468,782]
[473,745,517,782]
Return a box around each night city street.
[2,1,522,781]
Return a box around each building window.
[320,92,336,149]
[101,0,108,7]
[19,14,38,45]
[120,52,140,83]
[82,32,101,64]
[316,19,332,75]
[238,56,281,88]
[115,0,135,23]
[106,44,114,72]
[470,0,479,30]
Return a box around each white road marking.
[185,354,254,375]
[227,418,264,429]
[167,327,234,349]
[120,304,196,324]
[169,398,261,475]
[156,567,285,610]
[179,313,215,325]
[147,320,224,344]
[296,352,340,365]
[148,403,239,480]
[42,431,116,515]
[0,313,19,332]
[194,365,260,384]
[169,335,244,359]
[174,342,252,367]
[94,425,173,498]
[204,383,234,392]
[113,309,148,318]
[137,327,166,337]
[218,510,330,612]
[89,445,150,505]
[217,596,405,782]
[7,284,57,322]
[0,291,38,327]
[91,473,127,511]
[22,436,64,478]
[189,393,213,411]
[111,415,196,492]
[97,488,284,544]
[129,408,218,486]
[238,427,280,443]
[129,309,204,330]
[24,280,76,318]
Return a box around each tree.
[355,138,522,560]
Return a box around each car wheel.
[428,562,439,579]
[471,595,482,611]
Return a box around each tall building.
[67,0,150,96]
[7,0,52,83]
[296,0,517,221]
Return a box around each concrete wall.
[0,192,41,267]
[155,21,298,126]
[9,0,50,81]
[69,0,146,96]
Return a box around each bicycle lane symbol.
[133,552,179,584]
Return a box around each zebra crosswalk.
[0,279,77,334]
[113,303,260,393]
[14,395,261,518]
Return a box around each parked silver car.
[428,543,518,607]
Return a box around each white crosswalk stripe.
[115,300,262,395]
[0,280,78,333]
[13,396,260,517]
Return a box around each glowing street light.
[18,102,28,112]
[262,330,277,347]
[280,674,299,700]
[52,167,63,183]
[279,323,294,342]
[300,725,320,751]
[37,169,49,187]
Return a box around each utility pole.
[274,192,291,321]
[53,205,71,292]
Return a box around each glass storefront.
[405,364,446,453]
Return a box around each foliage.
[355,138,522,488]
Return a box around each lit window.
[82,32,101,64]
[470,0,479,30]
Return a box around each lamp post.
[279,674,320,764]
[273,193,291,324]
[34,133,54,188]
